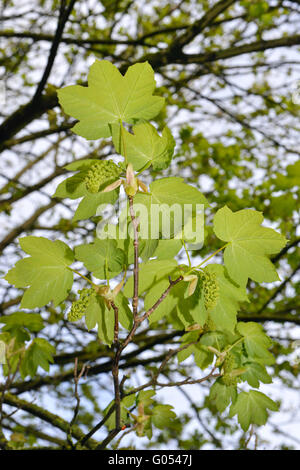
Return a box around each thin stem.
[128,196,139,319]
[182,238,191,267]
[120,120,127,165]
[186,243,230,275]
[68,267,97,288]
[68,357,86,448]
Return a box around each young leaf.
[203,264,248,332]
[237,322,274,363]
[144,277,185,325]
[240,362,272,388]
[73,188,119,221]
[4,237,74,309]
[75,239,125,280]
[151,404,176,429]
[177,277,208,328]
[57,60,164,140]
[123,259,178,297]
[113,292,133,330]
[153,239,182,260]
[53,172,88,199]
[213,206,287,286]
[209,379,237,413]
[133,177,208,238]
[229,390,278,431]
[112,122,175,171]
[0,312,44,333]
[84,295,114,346]
[19,338,55,379]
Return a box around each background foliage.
[0,0,299,450]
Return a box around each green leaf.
[151,405,176,429]
[229,390,278,431]
[53,173,88,199]
[140,239,159,261]
[105,395,136,431]
[73,188,119,221]
[114,292,133,330]
[209,379,237,413]
[237,322,274,363]
[123,259,178,297]
[213,206,287,286]
[144,277,185,325]
[84,295,114,346]
[5,237,74,309]
[0,312,44,333]
[204,264,248,332]
[133,177,208,238]
[75,239,125,280]
[20,338,55,379]
[177,277,208,328]
[240,362,272,388]
[57,60,164,140]
[153,239,182,260]
[137,390,155,406]
[177,331,215,370]
[112,122,175,171]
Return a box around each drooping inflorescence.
[222,352,239,386]
[84,160,121,193]
[68,288,96,322]
[200,271,220,310]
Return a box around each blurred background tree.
[0,0,299,450]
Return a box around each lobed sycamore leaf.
[209,379,237,413]
[0,312,44,333]
[83,291,131,345]
[53,172,88,199]
[177,277,208,328]
[112,122,175,171]
[133,177,208,239]
[19,338,55,379]
[4,237,74,309]
[140,239,159,261]
[213,206,287,287]
[240,362,272,388]
[229,390,278,431]
[151,405,176,429]
[104,395,136,431]
[73,188,119,221]
[237,322,274,363]
[75,239,125,280]
[144,277,185,325]
[84,295,114,345]
[113,292,133,331]
[57,60,164,140]
[152,239,182,260]
[123,259,178,297]
[204,264,248,332]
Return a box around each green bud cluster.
[68,288,96,322]
[222,352,239,386]
[222,373,238,387]
[200,272,219,310]
[223,352,236,373]
[203,314,217,332]
[84,160,121,193]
